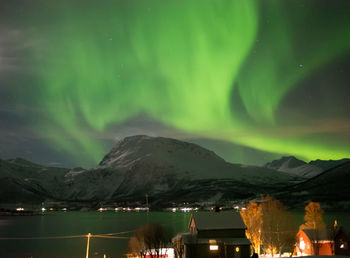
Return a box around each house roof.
[302,229,332,242]
[181,233,250,245]
[190,212,246,231]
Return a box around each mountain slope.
[309,158,350,171]
[0,158,69,203]
[0,135,302,206]
[275,161,350,208]
[265,156,322,178]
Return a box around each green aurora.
[18,0,350,165]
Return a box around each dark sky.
[0,0,350,168]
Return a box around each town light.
[235,247,240,252]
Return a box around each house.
[172,212,251,258]
[335,227,350,256]
[296,228,333,256]
[126,248,175,258]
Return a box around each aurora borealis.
[1,0,350,167]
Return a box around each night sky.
[0,0,350,168]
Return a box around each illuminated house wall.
[296,229,333,256]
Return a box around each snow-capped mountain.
[0,158,69,203]
[62,136,301,203]
[1,135,348,207]
[264,156,322,178]
[264,156,350,178]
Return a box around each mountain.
[263,156,350,178]
[309,158,350,171]
[275,161,350,208]
[65,136,302,205]
[0,158,69,204]
[264,156,322,178]
[0,135,302,207]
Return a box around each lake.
[0,210,349,258]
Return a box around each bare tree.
[172,235,184,258]
[327,220,339,255]
[279,212,298,257]
[260,195,297,256]
[129,235,147,258]
[129,224,168,258]
[241,202,263,255]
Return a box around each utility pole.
[145,194,149,212]
[86,233,91,258]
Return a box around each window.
[210,245,219,251]
[299,238,306,250]
[339,239,348,250]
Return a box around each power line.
[0,230,133,240]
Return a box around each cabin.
[296,228,333,256]
[172,212,251,258]
[335,227,350,256]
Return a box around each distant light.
[172,208,177,212]
[340,244,345,249]
[236,247,240,252]
[234,206,239,209]
[210,245,219,251]
[98,208,107,212]
[16,208,24,211]
[62,208,67,211]
[115,208,119,211]
[241,207,246,210]
[41,208,46,212]
[49,208,54,211]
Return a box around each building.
[296,228,333,256]
[335,227,350,256]
[172,212,251,258]
[126,248,175,258]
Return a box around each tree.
[260,195,297,256]
[129,235,147,258]
[301,202,325,230]
[327,220,339,255]
[279,212,298,257]
[128,224,168,258]
[240,202,263,255]
[172,233,184,258]
[300,202,326,255]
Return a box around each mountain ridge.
[0,135,349,208]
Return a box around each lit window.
[300,238,305,250]
[235,247,240,252]
[210,245,219,251]
[340,240,348,249]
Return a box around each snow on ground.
[259,254,349,258]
